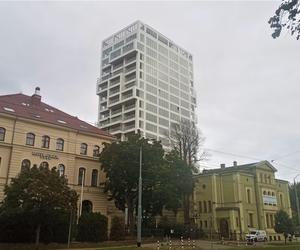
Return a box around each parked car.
[246,230,268,242]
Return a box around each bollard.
[192,240,196,248]
[188,237,191,247]
[169,240,172,249]
[181,236,184,249]
[157,240,160,250]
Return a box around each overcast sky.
[0,1,299,181]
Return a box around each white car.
[246,230,268,242]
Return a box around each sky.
[0,1,299,182]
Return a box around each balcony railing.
[111,116,122,123]
[111,109,122,115]
[124,81,136,89]
[100,119,110,126]
[101,74,111,81]
[112,69,123,76]
[123,124,135,131]
[125,56,136,65]
[110,126,122,132]
[109,88,120,96]
[125,63,136,73]
[124,104,135,111]
[98,84,108,91]
[100,114,109,120]
[122,42,134,54]
[110,98,120,104]
[122,93,133,100]
[124,114,135,121]
[125,74,136,83]
[110,78,120,86]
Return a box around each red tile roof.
[0,92,114,139]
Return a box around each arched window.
[56,138,64,151]
[26,133,35,146]
[268,191,271,196]
[21,159,31,170]
[82,200,93,214]
[58,164,65,177]
[41,135,50,148]
[40,161,49,168]
[78,167,86,185]
[263,191,267,195]
[0,127,6,141]
[80,143,88,155]
[93,145,100,157]
[271,192,275,196]
[91,169,98,187]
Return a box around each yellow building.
[193,161,292,241]
[0,87,117,218]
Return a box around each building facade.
[193,161,292,241]
[0,88,117,218]
[97,21,197,145]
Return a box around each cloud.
[0,1,298,181]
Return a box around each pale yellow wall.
[0,114,117,218]
[194,163,292,236]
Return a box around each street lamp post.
[294,174,300,226]
[137,147,142,247]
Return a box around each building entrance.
[220,219,229,238]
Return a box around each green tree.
[274,210,295,244]
[269,0,300,40]
[0,165,78,247]
[99,133,165,234]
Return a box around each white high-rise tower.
[97,21,197,146]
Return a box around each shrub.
[77,212,108,242]
[110,216,125,240]
[0,209,71,243]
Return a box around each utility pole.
[137,147,142,247]
[67,208,73,249]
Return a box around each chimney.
[233,161,238,167]
[220,163,225,169]
[31,87,41,105]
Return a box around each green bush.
[109,216,125,240]
[77,212,108,242]
[0,209,71,243]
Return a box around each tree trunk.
[183,194,190,225]
[127,203,135,235]
[285,236,287,245]
[35,223,41,249]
